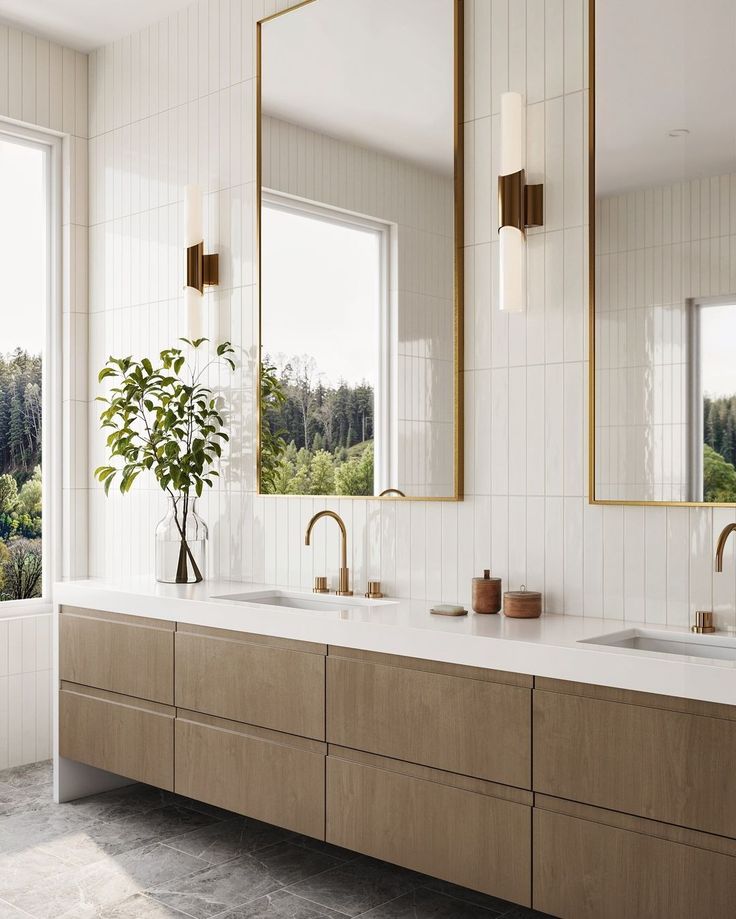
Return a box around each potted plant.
[94,339,235,583]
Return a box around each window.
[689,297,736,502]
[0,127,55,609]
[260,192,391,495]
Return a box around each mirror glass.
[258,0,461,498]
[593,0,736,504]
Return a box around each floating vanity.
[53,578,736,919]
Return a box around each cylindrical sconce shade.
[185,185,203,249]
[186,286,204,339]
[500,92,524,175]
[499,226,525,313]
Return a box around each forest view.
[704,395,736,502]
[261,355,375,495]
[0,350,43,600]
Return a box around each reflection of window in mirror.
[689,298,736,503]
[260,193,391,497]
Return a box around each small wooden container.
[472,570,502,614]
[503,585,542,619]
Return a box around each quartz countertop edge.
[53,577,736,708]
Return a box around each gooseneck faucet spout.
[715,523,736,572]
[305,510,352,596]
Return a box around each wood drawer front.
[60,608,174,704]
[327,655,531,786]
[175,627,325,739]
[326,755,531,906]
[533,689,736,838]
[59,683,174,790]
[175,711,325,839]
[533,808,736,919]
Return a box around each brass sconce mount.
[498,170,544,233]
[186,242,220,294]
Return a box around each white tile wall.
[262,114,455,496]
[0,26,87,766]
[595,174,736,502]
[86,0,736,640]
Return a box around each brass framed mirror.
[590,0,736,506]
[256,0,464,500]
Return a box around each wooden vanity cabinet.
[59,607,174,704]
[533,797,736,919]
[327,746,532,906]
[327,647,532,786]
[175,624,326,739]
[533,678,736,839]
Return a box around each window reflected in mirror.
[592,0,736,504]
[257,0,462,499]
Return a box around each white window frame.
[261,189,395,491]
[0,121,62,619]
[688,294,736,502]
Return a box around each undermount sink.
[210,589,396,613]
[579,628,736,662]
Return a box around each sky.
[701,303,736,398]
[0,138,46,356]
[261,203,379,388]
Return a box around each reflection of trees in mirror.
[0,350,43,600]
[704,396,736,502]
[261,354,374,496]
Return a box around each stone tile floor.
[0,762,552,919]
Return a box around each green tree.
[17,466,42,516]
[0,474,18,514]
[310,451,335,495]
[260,360,288,494]
[335,446,374,496]
[0,538,42,600]
[704,444,736,502]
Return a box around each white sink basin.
[210,589,396,614]
[579,628,736,662]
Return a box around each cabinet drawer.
[327,649,531,786]
[59,682,174,790]
[327,749,531,906]
[533,802,736,919]
[175,710,325,839]
[175,625,325,739]
[60,607,174,704]
[533,686,736,838]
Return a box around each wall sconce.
[184,184,219,338]
[498,92,543,313]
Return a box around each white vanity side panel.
[85,0,736,634]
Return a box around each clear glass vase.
[155,494,207,584]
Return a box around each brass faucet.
[305,510,352,596]
[715,523,736,572]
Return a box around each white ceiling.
[596,0,736,196]
[0,0,190,52]
[261,0,454,176]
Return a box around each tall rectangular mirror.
[257,0,463,499]
[591,0,736,505]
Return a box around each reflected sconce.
[498,92,543,313]
[184,184,219,339]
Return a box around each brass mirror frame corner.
[586,1,735,509]
[254,0,465,502]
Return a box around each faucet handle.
[692,610,716,634]
[365,580,384,599]
[313,576,329,594]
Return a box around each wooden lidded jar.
[472,569,502,614]
[503,585,542,619]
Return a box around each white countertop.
[54,577,736,708]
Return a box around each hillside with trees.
[261,355,374,495]
[0,350,43,599]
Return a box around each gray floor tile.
[285,856,426,918]
[99,893,194,918]
[0,849,71,896]
[355,887,505,918]
[0,805,102,857]
[0,760,52,789]
[221,889,350,918]
[167,816,294,865]
[38,802,223,866]
[0,899,31,918]
[420,879,514,914]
